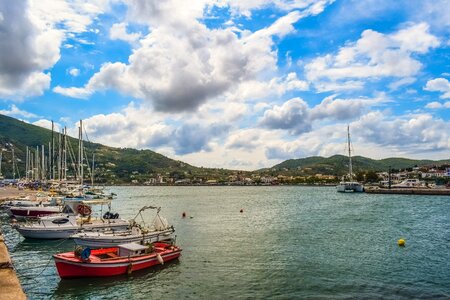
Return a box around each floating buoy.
[156,253,164,265]
[398,239,405,247]
[182,212,186,218]
[240,209,243,213]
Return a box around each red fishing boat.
[53,242,182,278]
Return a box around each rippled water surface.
[1,186,449,299]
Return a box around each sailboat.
[336,125,364,193]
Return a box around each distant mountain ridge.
[264,155,450,176]
[1,114,449,182]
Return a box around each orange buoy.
[182,212,186,218]
[240,209,243,213]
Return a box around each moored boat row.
[1,188,182,279]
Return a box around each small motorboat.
[53,242,182,278]
[13,200,129,239]
[71,205,175,248]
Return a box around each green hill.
[263,154,450,176]
[1,113,449,183]
[0,114,211,183]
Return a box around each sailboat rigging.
[336,125,364,193]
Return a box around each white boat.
[71,206,175,248]
[13,214,129,239]
[392,179,423,188]
[337,125,364,193]
[13,199,129,239]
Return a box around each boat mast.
[12,147,15,181]
[79,120,83,185]
[347,125,353,181]
[1,149,4,178]
[51,120,54,180]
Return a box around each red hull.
[53,244,181,278]
[10,207,60,218]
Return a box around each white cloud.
[260,94,387,134]
[222,0,334,18]
[388,77,416,90]
[69,68,80,77]
[53,86,92,99]
[305,23,440,92]
[260,97,311,134]
[110,22,142,44]
[264,111,450,162]
[54,8,308,112]
[32,119,61,131]
[424,78,450,98]
[425,101,450,109]
[52,0,336,112]
[0,0,110,99]
[0,104,39,119]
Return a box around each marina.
[1,186,449,299]
[365,187,450,195]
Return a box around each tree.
[365,171,380,183]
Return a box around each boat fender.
[127,263,133,274]
[156,253,164,265]
[103,211,111,219]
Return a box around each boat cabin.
[118,243,148,257]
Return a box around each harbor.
[365,187,450,195]
[0,185,449,299]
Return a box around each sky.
[0,0,449,170]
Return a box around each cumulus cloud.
[260,98,311,134]
[54,0,332,112]
[424,78,450,98]
[225,129,264,150]
[351,112,450,151]
[223,0,335,18]
[78,105,230,156]
[0,105,39,119]
[0,1,54,99]
[264,109,450,162]
[0,0,109,99]
[305,23,440,92]
[228,72,308,102]
[260,94,387,134]
[110,22,142,44]
[425,101,450,109]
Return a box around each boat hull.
[54,247,181,278]
[10,207,61,218]
[72,228,175,248]
[336,182,364,193]
[15,221,129,239]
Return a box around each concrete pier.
[365,187,450,195]
[0,186,30,299]
[0,234,26,300]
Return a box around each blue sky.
[0,0,449,170]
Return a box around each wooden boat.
[53,242,182,278]
[71,205,175,248]
[71,226,175,248]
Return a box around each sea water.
[1,186,449,299]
